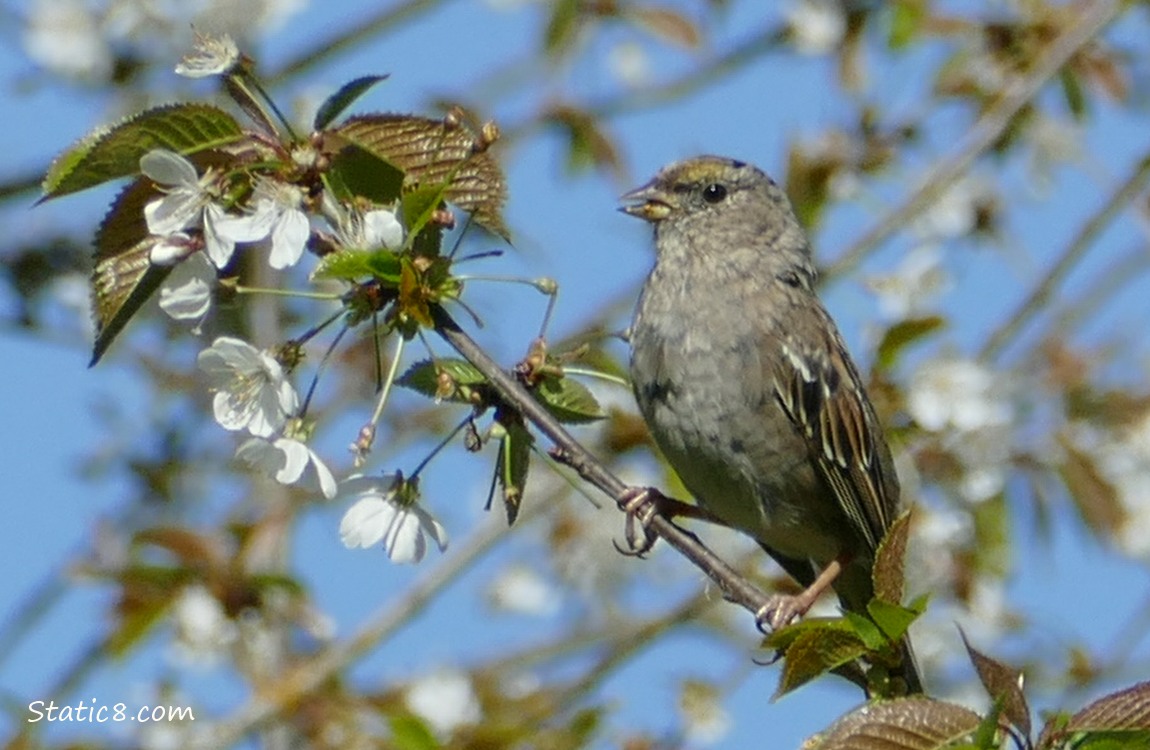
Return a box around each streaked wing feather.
[774,321,894,553]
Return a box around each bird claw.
[614,486,664,557]
[754,595,805,633]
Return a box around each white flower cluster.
[140,136,444,565]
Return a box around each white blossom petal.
[363,209,403,249]
[159,258,213,321]
[140,150,199,187]
[268,209,311,269]
[175,32,240,78]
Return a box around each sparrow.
[622,155,922,693]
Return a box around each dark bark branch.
[432,305,773,618]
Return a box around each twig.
[978,152,1150,362]
[824,0,1124,281]
[431,306,773,618]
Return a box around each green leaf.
[397,358,487,403]
[312,247,402,283]
[867,599,918,643]
[328,114,509,239]
[888,1,925,50]
[313,74,389,130]
[1060,69,1088,121]
[326,143,405,206]
[775,626,868,698]
[401,181,451,249]
[89,179,174,365]
[873,509,913,604]
[534,375,604,424]
[544,0,582,57]
[876,315,945,370]
[43,103,244,199]
[496,416,533,525]
[388,714,440,750]
[1071,732,1150,750]
[843,610,887,651]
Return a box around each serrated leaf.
[960,629,1031,738]
[776,626,868,698]
[1067,681,1150,733]
[89,179,173,365]
[1061,732,1150,750]
[312,247,402,283]
[762,616,853,651]
[314,74,389,130]
[876,316,945,370]
[496,416,532,525]
[873,509,913,604]
[813,697,982,750]
[43,103,244,199]
[329,114,508,239]
[534,375,604,424]
[326,143,405,205]
[397,358,487,403]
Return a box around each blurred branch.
[979,151,1150,361]
[203,502,536,748]
[824,0,1125,281]
[432,306,774,617]
[0,169,41,203]
[502,22,786,149]
[266,0,455,84]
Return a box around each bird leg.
[615,487,719,557]
[755,557,845,631]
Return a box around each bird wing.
[769,311,897,553]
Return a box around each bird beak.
[619,180,672,222]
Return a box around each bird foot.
[614,487,714,557]
[754,595,808,632]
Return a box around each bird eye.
[702,183,727,203]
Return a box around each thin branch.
[431,306,774,618]
[265,0,455,84]
[200,503,539,748]
[978,151,1150,362]
[824,0,1125,281]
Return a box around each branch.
[824,0,1125,281]
[431,306,774,618]
[978,151,1150,361]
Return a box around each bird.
[620,154,922,693]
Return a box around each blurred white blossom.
[169,585,236,667]
[915,177,993,241]
[338,475,448,563]
[23,0,113,80]
[908,358,1012,433]
[867,244,950,320]
[197,336,299,437]
[488,564,560,616]
[405,669,481,737]
[608,41,650,87]
[1083,412,1150,558]
[678,679,730,746]
[786,0,845,55]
